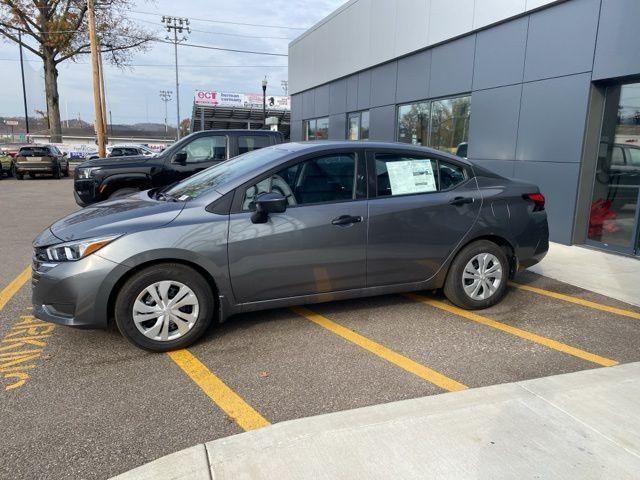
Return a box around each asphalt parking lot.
[1,177,640,480]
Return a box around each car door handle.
[449,196,474,206]
[331,215,363,226]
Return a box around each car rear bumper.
[15,162,56,173]
[32,254,121,329]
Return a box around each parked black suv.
[74,129,284,206]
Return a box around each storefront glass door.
[587,82,640,256]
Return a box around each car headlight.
[77,167,101,179]
[45,234,121,262]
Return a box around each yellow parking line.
[0,266,31,311]
[167,349,270,431]
[291,306,467,392]
[406,293,618,368]
[510,281,640,321]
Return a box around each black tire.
[28,172,36,179]
[443,240,509,310]
[6,164,13,177]
[15,167,23,180]
[63,164,70,177]
[52,166,61,179]
[114,263,215,352]
[109,187,139,199]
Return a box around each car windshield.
[164,145,289,200]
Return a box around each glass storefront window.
[303,117,329,140]
[396,95,470,154]
[587,82,640,253]
[397,102,430,145]
[429,96,471,155]
[347,111,370,140]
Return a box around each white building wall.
[289,0,562,94]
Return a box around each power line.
[129,9,308,31]
[0,58,288,68]
[131,17,293,40]
[0,26,288,56]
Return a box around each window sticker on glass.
[386,159,437,195]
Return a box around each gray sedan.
[32,141,549,351]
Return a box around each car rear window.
[19,147,50,157]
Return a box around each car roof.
[282,140,472,165]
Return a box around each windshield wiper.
[156,191,179,202]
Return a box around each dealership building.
[288,0,640,257]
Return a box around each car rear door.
[366,150,481,287]
[227,149,368,303]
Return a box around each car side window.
[375,154,439,197]
[439,161,466,190]
[242,153,357,210]
[182,136,227,163]
[238,135,271,154]
[628,147,640,167]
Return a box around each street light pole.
[159,90,172,138]
[262,77,268,130]
[18,31,29,135]
[162,16,190,140]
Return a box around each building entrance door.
[587,82,640,257]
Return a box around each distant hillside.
[0,116,180,139]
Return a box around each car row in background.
[73,130,284,205]
[86,144,158,160]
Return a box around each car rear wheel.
[14,166,23,180]
[63,164,70,177]
[52,166,61,179]
[114,263,215,352]
[443,240,509,310]
[109,188,139,199]
[28,172,36,179]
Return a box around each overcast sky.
[0,0,343,126]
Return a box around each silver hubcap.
[462,253,503,301]
[132,281,199,341]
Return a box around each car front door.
[227,150,368,303]
[366,150,481,287]
[167,134,228,183]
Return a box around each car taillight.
[523,193,545,211]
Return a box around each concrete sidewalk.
[113,362,640,480]
[529,242,640,307]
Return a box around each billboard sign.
[194,90,290,110]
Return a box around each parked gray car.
[32,141,548,351]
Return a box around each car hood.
[40,192,186,244]
[78,154,154,168]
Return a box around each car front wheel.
[443,240,509,310]
[114,263,215,351]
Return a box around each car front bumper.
[32,254,123,329]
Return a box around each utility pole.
[281,80,288,96]
[262,77,268,129]
[159,90,172,138]
[87,0,106,157]
[98,48,108,144]
[18,31,30,135]
[162,16,190,140]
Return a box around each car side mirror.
[173,151,187,165]
[251,192,287,224]
[62,152,68,157]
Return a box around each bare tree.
[0,0,154,142]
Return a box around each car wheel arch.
[450,234,517,279]
[101,173,152,197]
[105,258,220,328]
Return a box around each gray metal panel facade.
[468,84,522,161]
[472,17,528,91]
[592,0,640,80]
[396,50,431,104]
[290,0,638,245]
[429,35,476,98]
